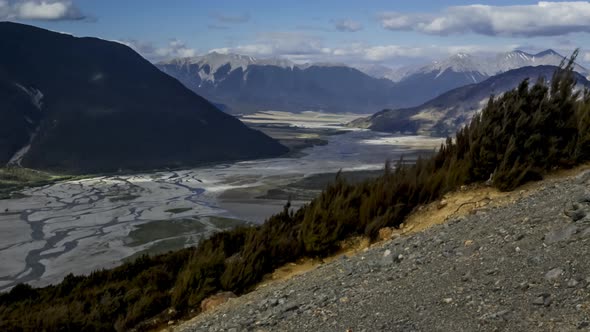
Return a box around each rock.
[479,309,511,321]
[568,279,579,288]
[578,321,590,329]
[442,298,453,304]
[576,170,590,184]
[201,292,237,312]
[461,273,471,282]
[528,256,543,265]
[544,296,553,307]
[533,294,552,306]
[576,191,590,203]
[383,249,391,257]
[281,303,298,313]
[437,199,448,210]
[545,268,564,282]
[380,254,394,266]
[464,240,474,247]
[533,296,546,306]
[544,225,578,244]
[567,209,587,222]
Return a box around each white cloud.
[584,52,590,62]
[120,39,197,62]
[205,33,519,65]
[334,19,363,32]
[213,32,325,60]
[379,2,590,37]
[0,0,85,21]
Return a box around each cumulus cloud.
[211,32,325,59]
[334,19,363,32]
[204,29,519,65]
[0,0,86,21]
[120,39,197,62]
[211,12,250,24]
[379,2,590,37]
[331,43,518,62]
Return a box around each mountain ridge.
[159,49,588,115]
[357,49,589,82]
[351,65,590,136]
[157,55,397,114]
[0,22,287,173]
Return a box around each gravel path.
[174,170,590,332]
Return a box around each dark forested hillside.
[1,53,589,332]
[0,22,287,172]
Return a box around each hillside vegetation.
[1,52,589,332]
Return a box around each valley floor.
[172,167,590,332]
[0,112,444,291]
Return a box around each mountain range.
[0,22,287,173]
[350,65,590,136]
[358,49,589,82]
[358,49,589,108]
[160,50,588,115]
[157,53,397,114]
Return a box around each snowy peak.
[159,52,298,85]
[161,52,295,73]
[535,49,559,57]
[398,49,589,83]
[430,53,482,73]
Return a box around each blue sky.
[3,0,590,66]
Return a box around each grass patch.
[0,167,95,199]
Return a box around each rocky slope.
[351,66,590,136]
[0,22,287,172]
[173,168,590,332]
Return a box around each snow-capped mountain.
[158,52,397,114]
[362,49,588,83]
[159,49,589,115]
[160,52,296,84]
[371,49,590,108]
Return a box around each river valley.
[0,112,444,291]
